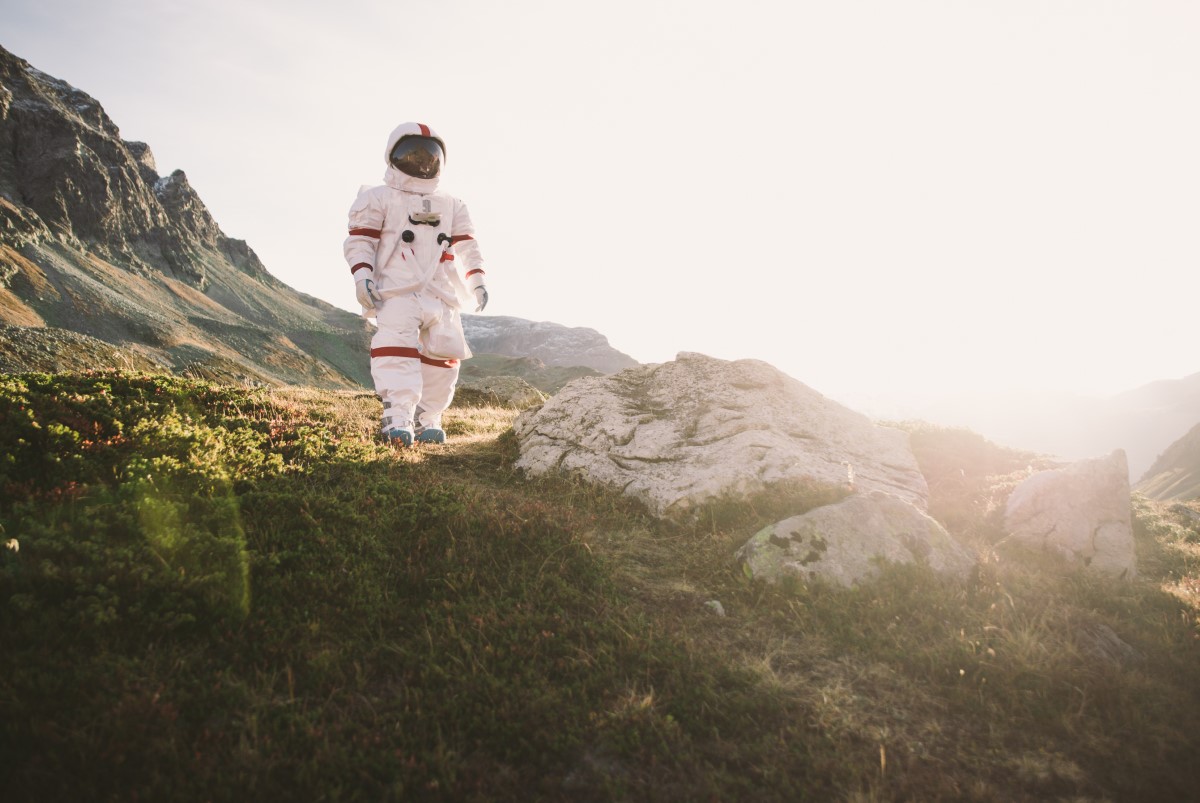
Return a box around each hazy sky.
[3,0,1198,420]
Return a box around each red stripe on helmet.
[418,123,431,137]
[349,227,381,238]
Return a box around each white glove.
[473,286,489,312]
[355,272,383,309]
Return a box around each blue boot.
[384,428,414,447]
[415,427,446,444]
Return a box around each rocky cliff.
[0,44,372,387]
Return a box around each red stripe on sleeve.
[449,234,474,245]
[465,269,485,278]
[349,227,382,238]
[351,262,373,275]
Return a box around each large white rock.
[513,352,928,517]
[737,491,976,587]
[1002,450,1136,577]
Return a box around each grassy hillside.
[459,353,600,394]
[2,373,1199,801]
[1137,421,1200,502]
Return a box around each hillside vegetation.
[2,372,1199,801]
[1137,421,1200,502]
[459,353,599,394]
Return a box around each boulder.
[1002,450,1136,577]
[513,352,928,517]
[737,492,976,587]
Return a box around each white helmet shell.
[384,122,447,167]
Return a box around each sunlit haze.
[3,0,1198,432]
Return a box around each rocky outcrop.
[0,46,241,284]
[462,314,638,374]
[1002,451,1136,577]
[513,352,928,517]
[737,491,976,587]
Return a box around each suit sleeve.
[343,188,384,277]
[451,198,486,291]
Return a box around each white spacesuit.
[343,122,487,446]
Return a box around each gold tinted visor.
[389,136,444,179]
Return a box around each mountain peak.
[0,43,239,283]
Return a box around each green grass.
[2,372,1199,801]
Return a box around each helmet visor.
[389,136,444,179]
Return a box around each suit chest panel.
[391,193,452,271]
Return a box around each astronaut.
[344,122,487,446]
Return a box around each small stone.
[704,600,726,617]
